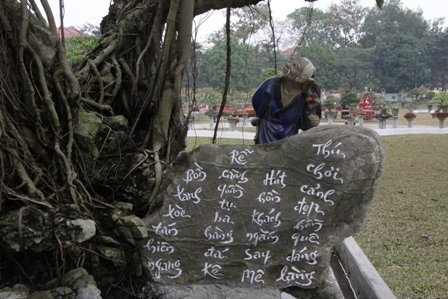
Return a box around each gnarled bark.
[0,0,263,297]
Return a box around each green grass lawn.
[186,133,448,298]
[356,134,448,298]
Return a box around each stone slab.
[142,126,384,290]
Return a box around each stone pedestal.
[326,111,337,125]
[227,117,239,131]
[391,108,399,128]
[242,113,249,126]
[357,114,365,128]
[375,110,391,129]
[392,117,398,128]
[432,113,448,128]
[403,113,416,128]
[346,116,356,127]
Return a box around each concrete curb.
[187,124,448,140]
[336,237,397,299]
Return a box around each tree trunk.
[0,0,261,297]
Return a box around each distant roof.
[57,26,82,38]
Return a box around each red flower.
[432,112,448,119]
[306,94,317,102]
[403,113,416,119]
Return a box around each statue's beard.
[280,66,291,77]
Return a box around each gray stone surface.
[158,284,282,299]
[142,126,384,290]
[0,268,101,299]
[152,266,345,299]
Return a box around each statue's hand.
[309,114,320,127]
[251,117,260,126]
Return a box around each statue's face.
[282,57,315,83]
[282,58,301,80]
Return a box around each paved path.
[187,121,448,140]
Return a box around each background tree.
[338,47,375,90]
[360,0,429,48]
[301,43,340,89]
[374,34,427,91]
[200,39,258,90]
[287,7,331,46]
[199,0,445,94]
[231,3,269,44]
[326,0,367,48]
[341,91,361,108]
[427,30,448,89]
[65,35,100,65]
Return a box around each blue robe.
[252,77,321,144]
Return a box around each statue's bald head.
[282,54,316,83]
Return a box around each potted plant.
[340,92,359,126]
[388,103,399,128]
[373,98,391,129]
[431,91,448,128]
[403,102,417,128]
[323,95,338,124]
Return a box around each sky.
[46,0,447,37]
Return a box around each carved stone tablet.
[142,126,384,289]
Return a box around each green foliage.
[192,88,251,107]
[361,0,429,47]
[326,0,368,47]
[65,35,99,66]
[431,91,448,110]
[195,88,224,106]
[197,0,445,97]
[199,39,260,91]
[231,4,269,44]
[408,86,434,102]
[340,91,359,108]
[427,31,448,89]
[292,0,439,91]
[301,43,340,89]
[287,8,330,46]
[257,67,276,83]
[337,46,375,90]
[322,94,339,109]
[374,34,427,92]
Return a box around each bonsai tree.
[403,101,416,119]
[0,0,262,297]
[340,91,359,119]
[403,99,417,127]
[431,91,448,128]
[341,91,360,109]
[322,94,339,119]
[408,87,432,102]
[431,91,448,112]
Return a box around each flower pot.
[227,117,239,131]
[403,113,416,128]
[375,110,391,129]
[432,112,448,128]
[391,108,399,117]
